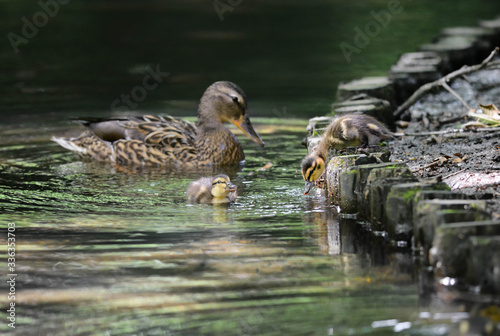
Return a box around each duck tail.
[51,136,88,155]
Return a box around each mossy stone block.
[419,35,477,71]
[336,77,395,108]
[385,182,450,239]
[388,52,443,105]
[331,96,394,130]
[326,155,360,205]
[431,221,500,280]
[338,162,407,214]
[414,199,488,258]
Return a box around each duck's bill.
[225,183,237,193]
[303,181,314,195]
[233,116,265,148]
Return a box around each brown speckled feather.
[51,82,264,167]
[194,128,244,166]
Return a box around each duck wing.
[73,115,198,165]
[134,115,198,163]
[76,115,194,141]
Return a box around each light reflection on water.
[0,124,432,336]
[2,0,499,332]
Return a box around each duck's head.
[301,153,325,195]
[199,81,265,148]
[211,174,237,198]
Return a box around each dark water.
[2,0,500,335]
[2,0,500,122]
[2,126,425,336]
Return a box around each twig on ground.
[441,81,472,110]
[394,47,500,118]
[403,126,500,136]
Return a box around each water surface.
[1,0,500,121]
[2,0,500,335]
[1,124,425,336]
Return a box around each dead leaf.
[479,103,500,117]
[436,156,449,165]
[256,162,273,171]
[468,104,500,126]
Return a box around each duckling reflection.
[301,113,392,194]
[187,174,237,204]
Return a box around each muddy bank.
[390,66,500,218]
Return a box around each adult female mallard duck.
[187,174,237,204]
[52,81,265,167]
[301,113,392,194]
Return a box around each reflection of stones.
[303,196,404,274]
[431,220,500,293]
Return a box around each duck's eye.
[231,96,239,103]
[213,180,226,186]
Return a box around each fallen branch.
[394,47,500,118]
[441,81,472,110]
[403,126,500,136]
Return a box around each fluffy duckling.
[187,174,237,204]
[51,81,265,167]
[301,114,392,194]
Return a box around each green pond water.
[0,123,473,336]
[2,0,500,335]
[1,125,425,336]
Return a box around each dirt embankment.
[390,67,500,217]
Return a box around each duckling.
[301,113,392,194]
[187,174,237,204]
[51,81,265,167]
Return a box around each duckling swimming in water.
[51,81,265,167]
[301,113,392,194]
[187,174,237,204]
